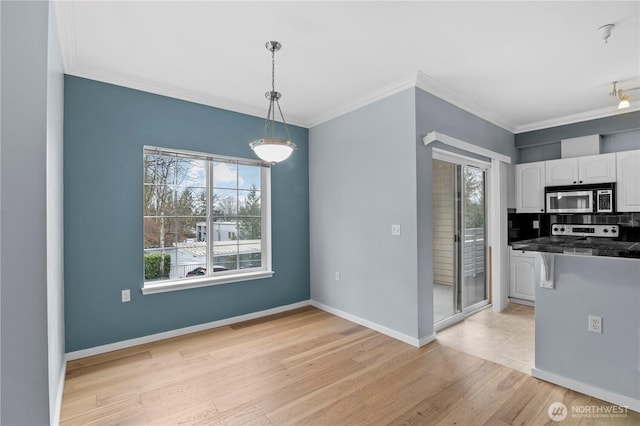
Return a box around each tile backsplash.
[508,211,640,243]
[550,212,640,227]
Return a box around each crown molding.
[55,1,634,135]
[414,71,516,133]
[308,71,519,132]
[54,0,78,72]
[64,63,309,128]
[55,1,309,127]
[306,74,419,127]
[513,104,640,134]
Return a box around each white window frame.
[142,146,273,295]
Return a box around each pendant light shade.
[250,138,296,163]
[250,41,297,163]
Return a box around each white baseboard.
[532,367,640,413]
[310,300,428,348]
[65,300,311,361]
[508,297,535,307]
[52,360,66,426]
[419,333,436,347]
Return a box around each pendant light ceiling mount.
[249,40,296,164]
[598,24,614,44]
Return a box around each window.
[142,146,272,295]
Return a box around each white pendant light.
[250,41,296,164]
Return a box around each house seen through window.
[143,146,271,290]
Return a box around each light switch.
[391,224,401,236]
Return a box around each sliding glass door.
[461,165,487,310]
[432,154,488,329]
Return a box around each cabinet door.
[510,252,536,301]
[545,158,578,185]
[617,150,640,212]
[515,162,545,213]
[579,153,616,184]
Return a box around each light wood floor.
[61,306,639,425]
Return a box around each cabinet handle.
[579,180,583,183]
[573,181,577,184]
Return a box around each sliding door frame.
[432,148,491,331]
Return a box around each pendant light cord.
[261,42,292,142]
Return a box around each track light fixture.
[610,81,630,109]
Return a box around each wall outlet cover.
[391,224,401,236]
[121,289,131,303]
[588,315,602,333]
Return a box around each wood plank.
[60,307,639,425]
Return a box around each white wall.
[47,2,66,423]
[309,88,420,341]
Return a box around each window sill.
[142,270,275,295]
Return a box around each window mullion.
[206,159,213,276]
[261,166,270,272]
[236,161,240,270]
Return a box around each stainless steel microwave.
[545,184,614,214]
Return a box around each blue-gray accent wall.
[64,76,309,352]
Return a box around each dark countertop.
[511,236,640,259]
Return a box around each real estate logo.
[548,402,568,422]
[548,401,629,421]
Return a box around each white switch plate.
[533,220,539,229]
[335,272,340,281]
[391,224,401,236]
[121,289,131,303]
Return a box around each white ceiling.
[55,1,640,133]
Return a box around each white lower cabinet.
[509,249,537,302]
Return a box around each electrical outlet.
[588,315,602,333]
[533,220,539,229]
[121,289,131,303]
[391,224,401,236]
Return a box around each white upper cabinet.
[545,153,616,186]
[545,158,578,186]
[578,153,616,184]
[516,161,545,213]
[617,150,640,212]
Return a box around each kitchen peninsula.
[510,221,639,411]
[529,252,639,412]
